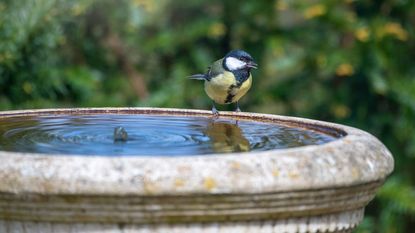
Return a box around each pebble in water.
[114,126,128,142]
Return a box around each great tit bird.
[189,50,257,115]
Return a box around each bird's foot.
[234,102,242,112]
[212,105,219,117]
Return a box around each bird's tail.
[188,74,206,80]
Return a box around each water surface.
[0,114,339,156]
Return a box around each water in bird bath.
[0,114,341,156]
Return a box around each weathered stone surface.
[0,108,394,232]
[0,209,361,233]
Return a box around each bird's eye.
[240,57,247,62]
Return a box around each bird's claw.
[212,109,219,117]
[235,102,242,112]
[212,105,219,117]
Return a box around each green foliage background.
[1,0,414,232]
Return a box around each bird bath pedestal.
[0,108,393,232]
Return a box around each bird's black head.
[223,50,258,71]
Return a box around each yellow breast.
[232,75,252,102]
[204,71,252,104]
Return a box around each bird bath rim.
[0,107,393,196]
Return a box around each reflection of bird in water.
[204,121,250,153]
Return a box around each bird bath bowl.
[0,108,393,232]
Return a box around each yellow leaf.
[275,1,288,11]
[23,82,33,94]
[383,22,408,41]
[355,27,370,42]
[336,63,354,76]
[208,23,226,38]
[303,4,326,19]
[331,105,351,118]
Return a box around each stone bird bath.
[0,108,393,232]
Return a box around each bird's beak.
[246,61,258,69]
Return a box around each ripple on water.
[0,114,341,156]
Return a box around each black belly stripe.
[225,84,238,104]
[225,70,250,104]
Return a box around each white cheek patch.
[225,57,246,70]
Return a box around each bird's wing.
[205,58,224,81]
[188,58,224,81]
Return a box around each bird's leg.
[211,102,219,116]
[235,102,242,112]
